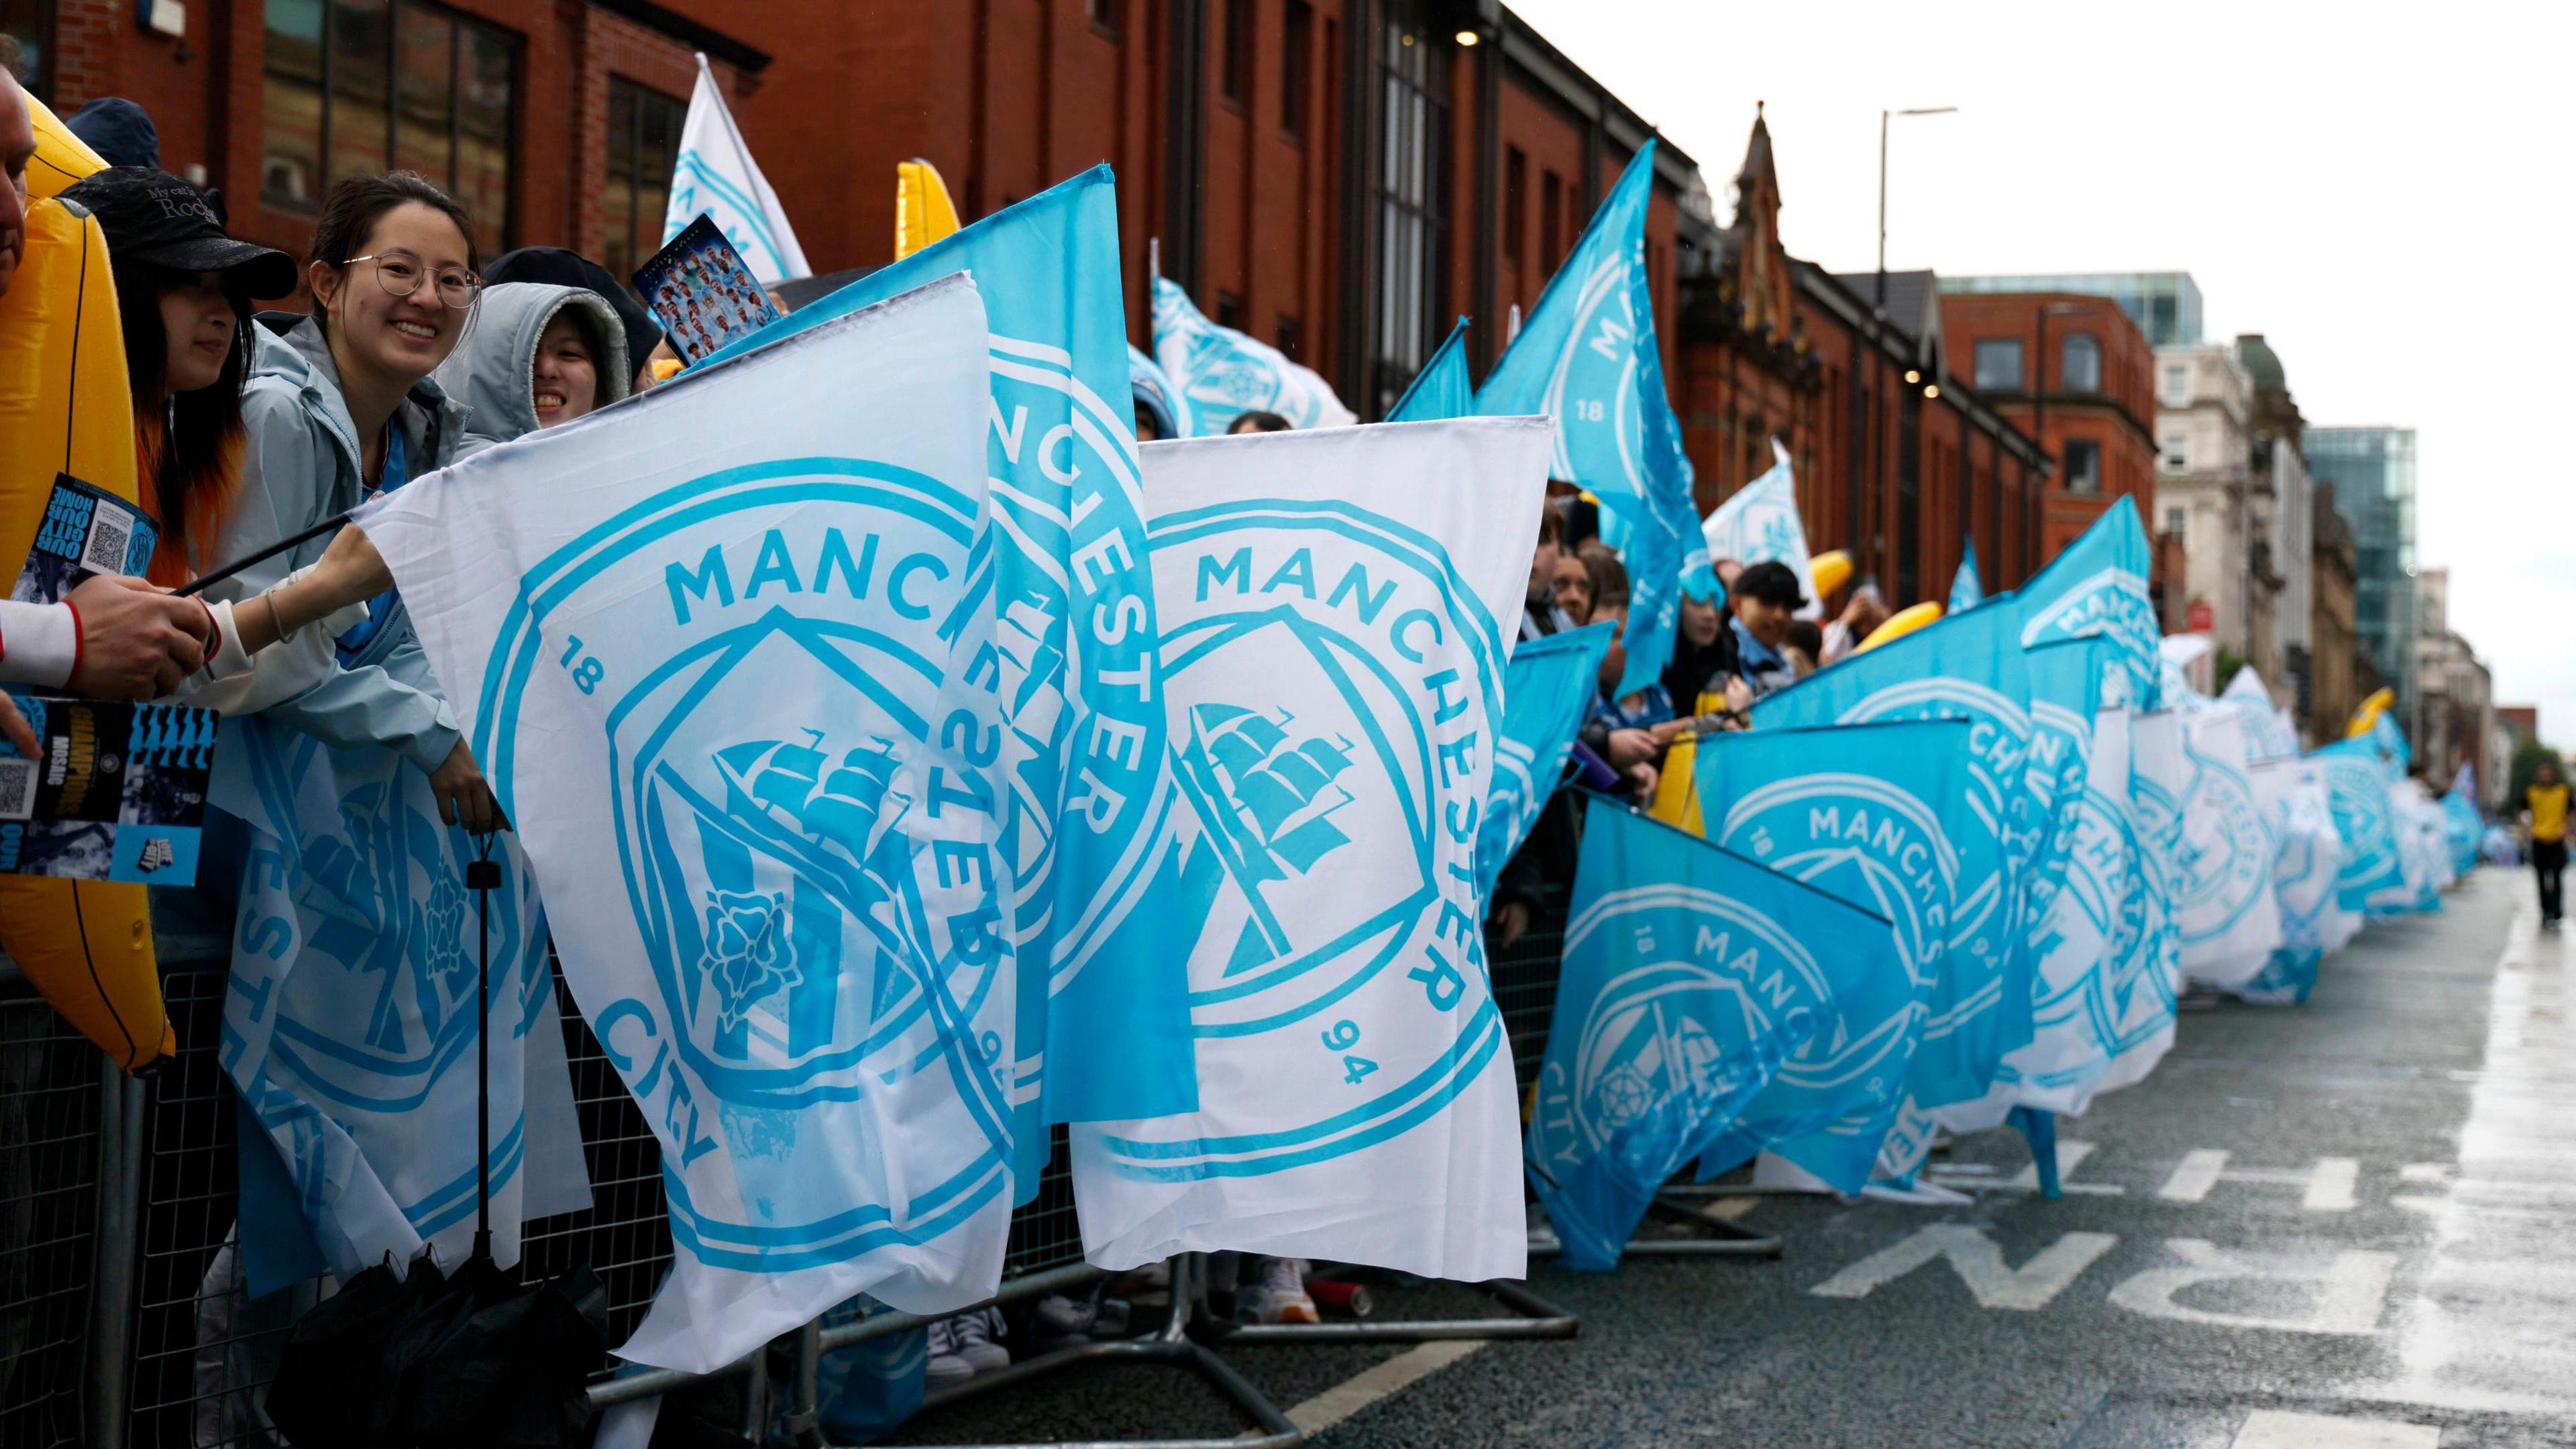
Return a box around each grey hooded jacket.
[433,282,632,457]
[218,317,468,772]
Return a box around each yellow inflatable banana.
[23,90,108,201]
[2346,687,2395,739]
[1808,549,1853,602]
[893,158,963,262]
[0,191,174,1075]
[1856,601,1943,654]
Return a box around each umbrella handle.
[468,833,503,1263]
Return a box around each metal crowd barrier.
[0,969,106,1449]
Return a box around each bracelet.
[263,587,286,641]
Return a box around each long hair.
[111,252,253,584]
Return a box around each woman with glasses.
[218,169,499,830]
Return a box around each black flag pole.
[172,510,354,597]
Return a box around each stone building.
[2309,481,2362,745]
[2239,333,2314,720]
[2153,342,2273,679]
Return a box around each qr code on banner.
[0,757,34,820]
[81,502,136,577]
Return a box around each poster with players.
[633,213,784,363]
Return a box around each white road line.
[1271,1340,1488,1438]
[2230,1408,2439,1448]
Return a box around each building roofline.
[1495,7,1717,245]
[592,0,773,73]
[1792,262,2051,470]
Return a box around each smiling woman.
[432,279,632,456]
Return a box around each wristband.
[64,600,84,688]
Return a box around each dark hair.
[1228,409,1293,435]
[1784,619,1825,658]
[1577,541,1628,609]
[1536,502,1564,547]
[307,170,476,333]
[111,252,253,582]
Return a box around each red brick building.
[1937,290,2159,565]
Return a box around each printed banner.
[702,169,1194,1195]
[363,276,1017,1373]
[2311,737,2407,914]
[1151,276,1356,435]
[1388,319,1474,423]
[2172,708,2284,988]
[663,53,809,282]
[1477,622,1613,902]
[1701,440,1819,622]
[1070,417,1550,1283]
[2220,667,2300,761]
[216,726,587,1285]
[1528,804,1880,1268]
[1688,720,1968,1193]
[2017,496,2161,711]
[1477,142,1710,698]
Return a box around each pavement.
[891,867,2576,1448]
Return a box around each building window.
[2162,362,2189,405]
[263,0,516,256]
[2162,432,2188,470]
[1222,0,1252,107]
[1276,314,1303,360]
[1539,168,1562,275]
[1973,338,2024,391]
[2063,439,2102,495]
[2061,333,2102,392]
[1371,11,1447,413]
[604,76,685,281]
[3,0,50,100]
[1281,1,1312,138]
[1216,291,1246,332]
[2165,506,2187,538]
[1087,0,1120,36]
[1503,146,1525,272]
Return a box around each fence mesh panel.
[0,978,103,1449]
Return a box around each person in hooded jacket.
[433,280,630,454]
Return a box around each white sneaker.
[1244,1257,1320,1326]
[949,1307,1010,1375]
[924,1314,972,1389]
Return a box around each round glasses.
[341,252,482,310]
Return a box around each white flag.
[2173,709,2285,988]
[1071,417,1550,1283]
[663,52,809,282]
[360,276,1012,1373]
[1150,276,1356,435]
[1701,439,1821,620]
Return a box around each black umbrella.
[265,830,607,1447]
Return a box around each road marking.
[1925,1139,2125,1196]
[2159,1149,2360,1210]
[1274,1340,1487,1437]
[2229,1408,2439,1447]
[1808,1225,2117,1309]
[2108,1239,2394,1334]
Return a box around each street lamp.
[1877,105,1957,313]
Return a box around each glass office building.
[2305,427,2418,729]
[1940,272,2204,348]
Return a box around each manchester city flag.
[1389,318,1474,423]
[1529,804,1881,1269]
[698,170,1195,1196]
[1152,275,1357,435]
[1477,622,1614,902]
[2108,712,2185,1097]
[2238,759,2347,1004]
[1071,417,1550,1282]
[2172,708,2286,988]
[1477,142,1710,698]
[1949,540,1984,614]
[663,53,809,282]
[1688,720,1969,1193]
[2018,496,2161,711]
[2312,737,2408,914]
[2221,667,2300,761]
[364,276,1018,1373]
[1701,440,1820,622]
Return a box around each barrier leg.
[1205,1264,1577,1344]
[1525,1193,1784,1262]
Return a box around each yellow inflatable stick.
[2346,687,2395,739]
[0,197,172,1075]
[23,90,107,200]
[893,158,962,262]
[1644,692,1724,838]
[1856,601,1943,655]
[1808,549,1853,603]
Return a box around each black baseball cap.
[486,246,665,373]
[59,166,299,300]
[1733,559,1809,610]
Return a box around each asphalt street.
[892,867,2576,1448]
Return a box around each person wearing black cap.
[482,244,665,394]
[1725,559,1806,700]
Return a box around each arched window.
[2061,333,2102,393]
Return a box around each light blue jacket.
[217,317,467,772]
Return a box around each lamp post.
[1876,105,1957,313]
[2029,301,2086,574]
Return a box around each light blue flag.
[2112,712,2185,1092]
[1528,803,1884,1267]
[2018,496,2161,711]
[2368,711,2412,778]
[1388,318,1474,423]
[699,170,1194,1197]
[2171,708,2285,989]
[1748,606,2035,1112]
[1150,276,1356,434]
[2442,769,2483,877]
[2312,737,2408,913]
[2239,759,2347,1005]
[1699,440,1817,621]
[1477,622,1614,902]
[1949,540,1983,612]
[216,728,588,1289]
[1477,142,1712,699]
[1129,343,1192,440]
[1688,720,1970,1193]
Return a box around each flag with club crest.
[2236,759,2347,1004]
[1151,276,1356,435]
[361,276,1018,1373]
[2107,711,2185,1097]
[1477,622,1614,902]
[2220,667,2301,761]
[1477,142,1711,697]
[1948,540,1984,614]
[1389,319,1474,423]
[217,731,588,1290]
[2172,708,2285,989]
[663,53,809,282]
[2311,737,2408,914]
[1747,605,2035,1118]
[1688,720,1971,1193]
[1528,803,1892,1268]
[697,169,1195,1199]
[2018,496,2161,711]
[1701,440,1820,622]
[1070,417,1551,1281]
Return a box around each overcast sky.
[1509,0,2575,746]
